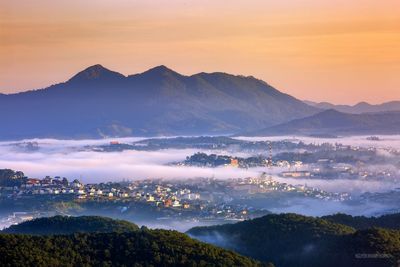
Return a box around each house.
[72,179,82,188]
[172,200,181,207]
[146,195,155,202]
[281,171,311,178]
[164,199,172,207]
[25,178,41,187]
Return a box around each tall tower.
[267,141,272,168]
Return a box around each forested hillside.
[2,216,139,235]
[188,213,400,267]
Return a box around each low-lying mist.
[235,134,400,150]
[1,137,399,194]
[1,136,400,219]
[0,138,263,182]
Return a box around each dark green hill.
[2,216,139,235]
[337,228,400,266]
[0,229,267,267]
[0,216,270,266]
[322,213,400,230]
[187,213,400,267]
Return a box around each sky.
[0,0,399,104]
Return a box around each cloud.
[0,138,260,183]
[268,198,394,217]
[1,136,400,220]
[273,176,398,195]
[235,135,400,150]
[1,136,399,193]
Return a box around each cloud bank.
[0,137,398,194]
[0,138,260,183]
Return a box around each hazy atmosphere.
[1,135,400,194]
[1,0,399,104]
[1,1,400,266]
[2,135,400,219]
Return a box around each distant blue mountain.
[246,109,400,136]
[0,64,318,139]
[304,100,400,114]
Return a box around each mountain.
[0,64,318,140]
[305,100,400,114]
[321,213,400,230]
[245,109,400,136]
[187,213,400,267]
[2,215,139,235]
[0,216,266,267]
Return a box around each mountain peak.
[152,65,170,71]
[68,64,125,83]
[140,65,181,77]
[354,101,371,107]
[148,65,173,72]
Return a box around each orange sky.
[0,0,399,104]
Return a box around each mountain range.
[304,100,400,114]
[245,109,400,136]
[0,64,318,140]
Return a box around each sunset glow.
[1,0,399,104]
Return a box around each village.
[0,172,352,229]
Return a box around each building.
[230,158,239,167]
[281,171,311,178]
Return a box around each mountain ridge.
[0,64,319,140]
[2,215,139,235]
[188,213,400,267]
[244,109,400,136]
[305,100,400,114]
[0,215,265,266]
[68,64,126,83]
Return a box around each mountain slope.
[0,64,318,139]
[246,109,400,136]
[2,216,139,235]
[305,100,400,114]
[321,213,400,230]
[187,213,400,267]
[0,229,266,267]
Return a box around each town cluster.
[1,174,350,208]
[0,172,353,229]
